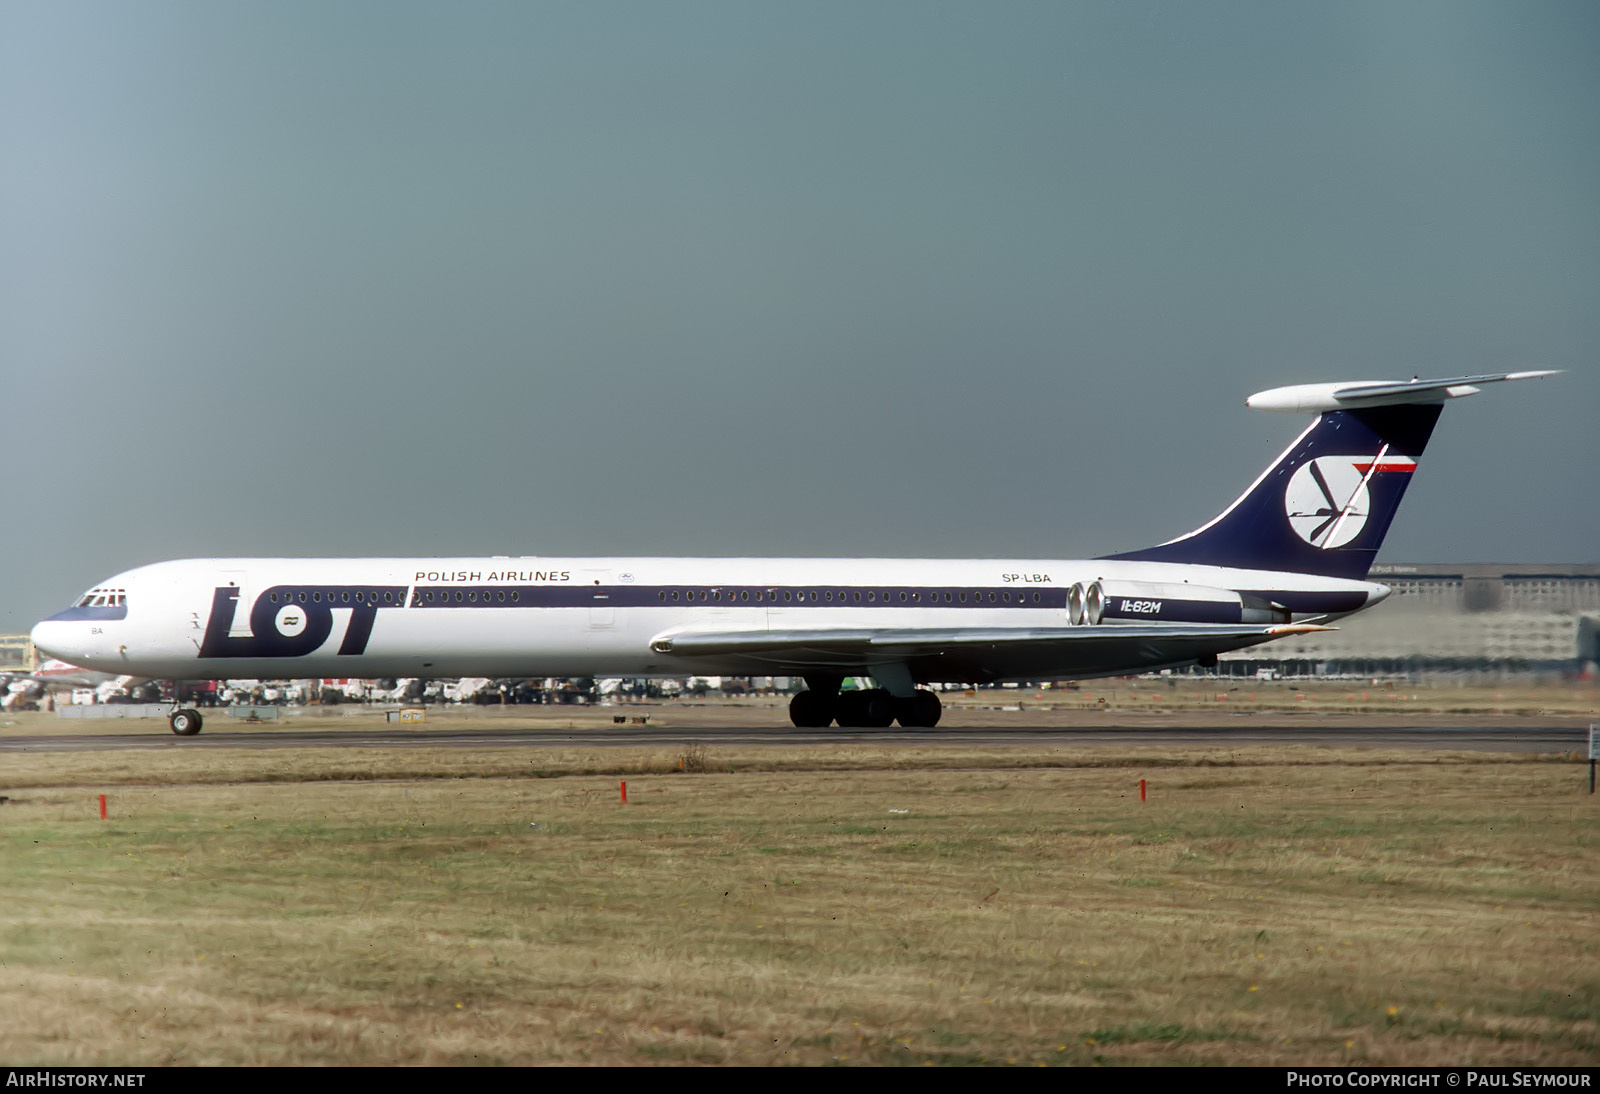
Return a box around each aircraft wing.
[648,623,1332,683]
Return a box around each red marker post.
[1139,779,1146,802]
[620,780,627,804]
[98,794,107,820]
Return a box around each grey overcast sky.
[2,0,1596,632]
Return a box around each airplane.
[30,371,1559,736]
[28,657,127,690]
[1,658,145,710]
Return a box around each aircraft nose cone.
[31,615,86,663]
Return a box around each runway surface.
[0,723,1586,754]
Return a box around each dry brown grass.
[0,745,1594,1065]
[1014,679,1600,720]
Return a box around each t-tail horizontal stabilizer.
[1244,370,1561,413]
[1106,371,1560,580]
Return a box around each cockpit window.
[74,588,126,609]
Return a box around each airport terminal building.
[1218,563,1600,679]
[0,633,27,670]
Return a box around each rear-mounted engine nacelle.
[1072,580,1288,625]
[1066,582,1086,625]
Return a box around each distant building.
[0,634,32,670]
[1219,563,1600,678]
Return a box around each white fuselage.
[32,555,1384,684]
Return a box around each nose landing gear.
[169,707,203,735]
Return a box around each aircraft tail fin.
[1104,371,1557,579]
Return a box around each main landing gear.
[788,676,941,728]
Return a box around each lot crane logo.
[1286,457,1370,548]
[1284,454,1415,549]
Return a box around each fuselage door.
[217,570,254,638]
[582,569,614,629]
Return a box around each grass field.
[0,743,1595,1066]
